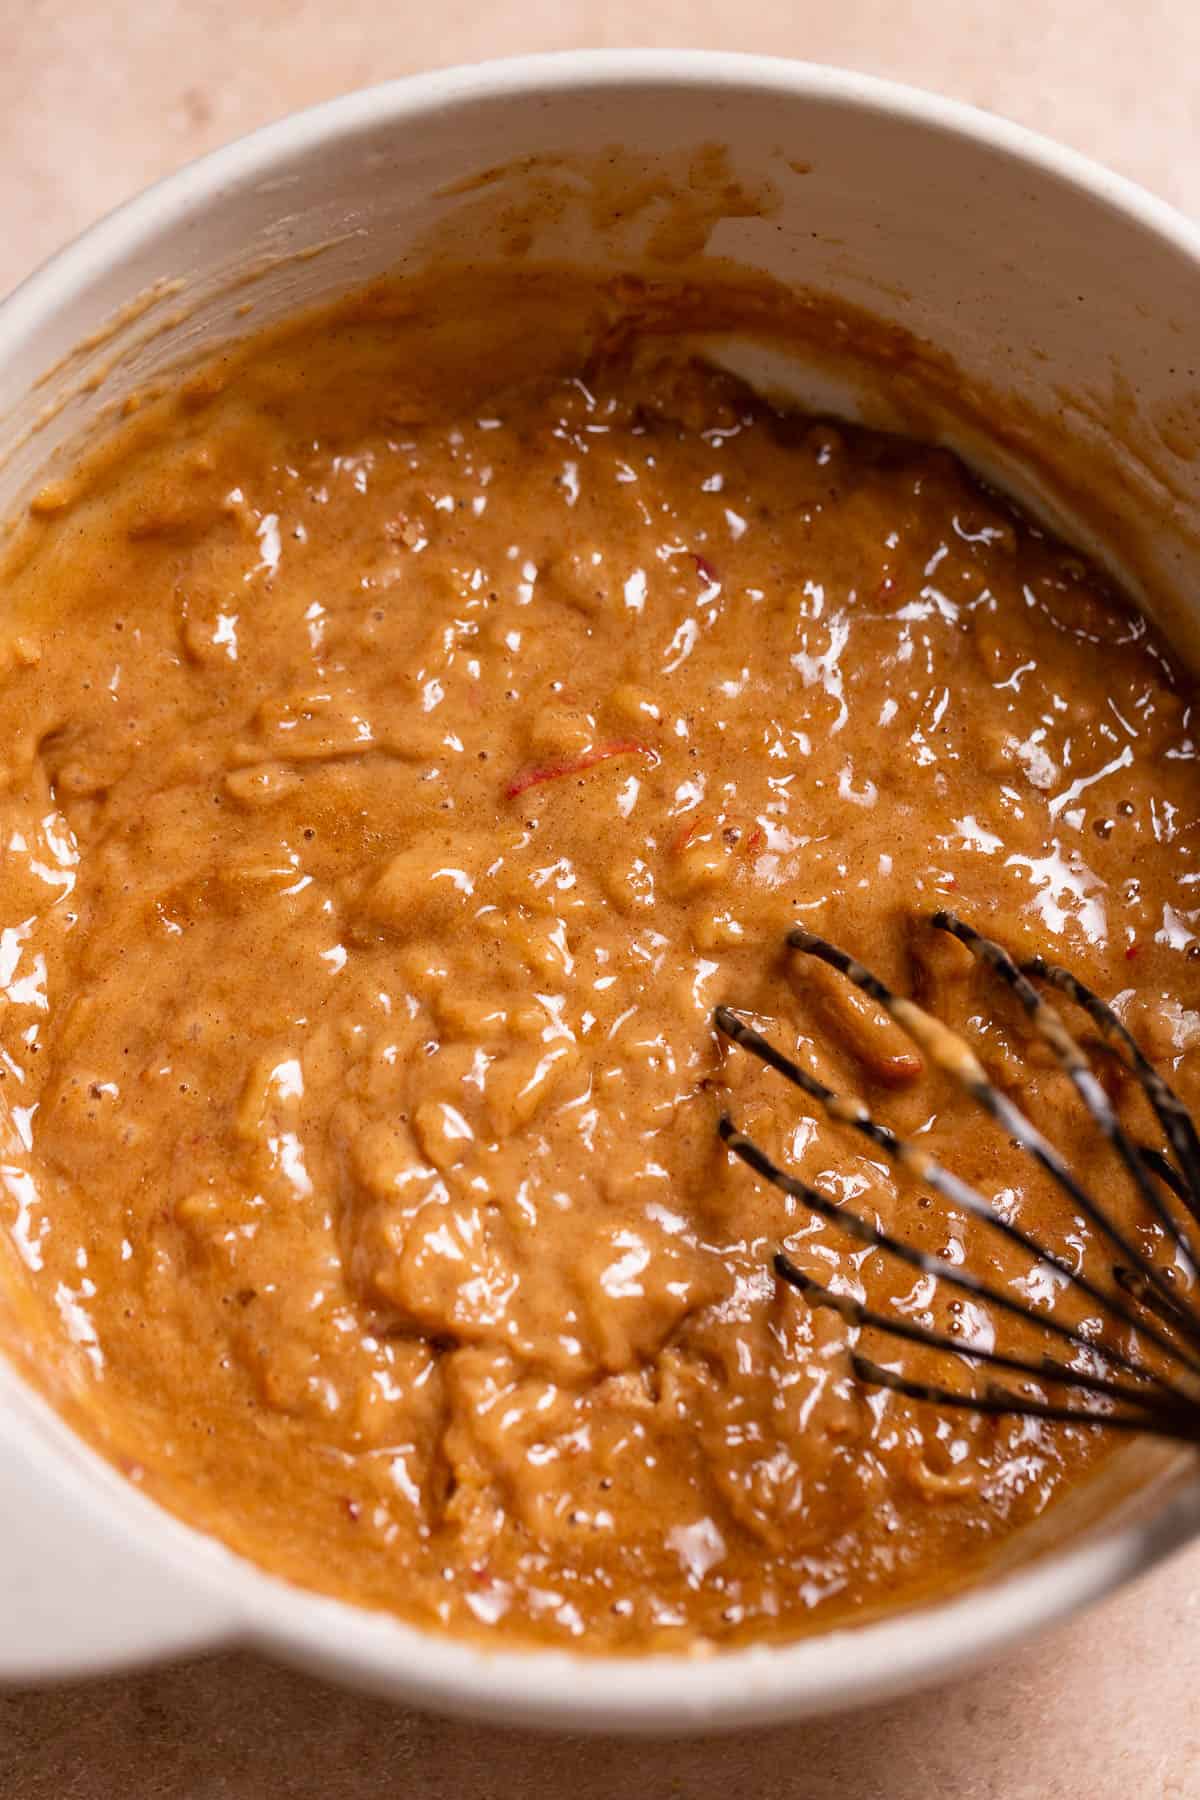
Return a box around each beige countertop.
[2,3,1199,1794]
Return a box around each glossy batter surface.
[0,277,1197,1650]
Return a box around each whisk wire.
[714,1005,1200,1380]
[716,914,1200,1446]
[850,1355,1200,1445]
[933,910,1200,1284]
[1022,950,1200,1219]
[773,1252,1174,1413]
[785,922,1200,1351]
[718,1115,1196,1407]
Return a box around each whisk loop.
[715,912,1200,1446]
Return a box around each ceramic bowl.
[2,50,1199,1731]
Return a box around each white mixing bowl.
[1,49,1199,1732]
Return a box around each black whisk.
[715,911,1200,1446]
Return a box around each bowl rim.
[6,46,1200,363]
[3,47,1200,1730]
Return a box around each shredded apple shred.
[0,269,1197,1651]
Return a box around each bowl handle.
[0,1411,238,1682]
